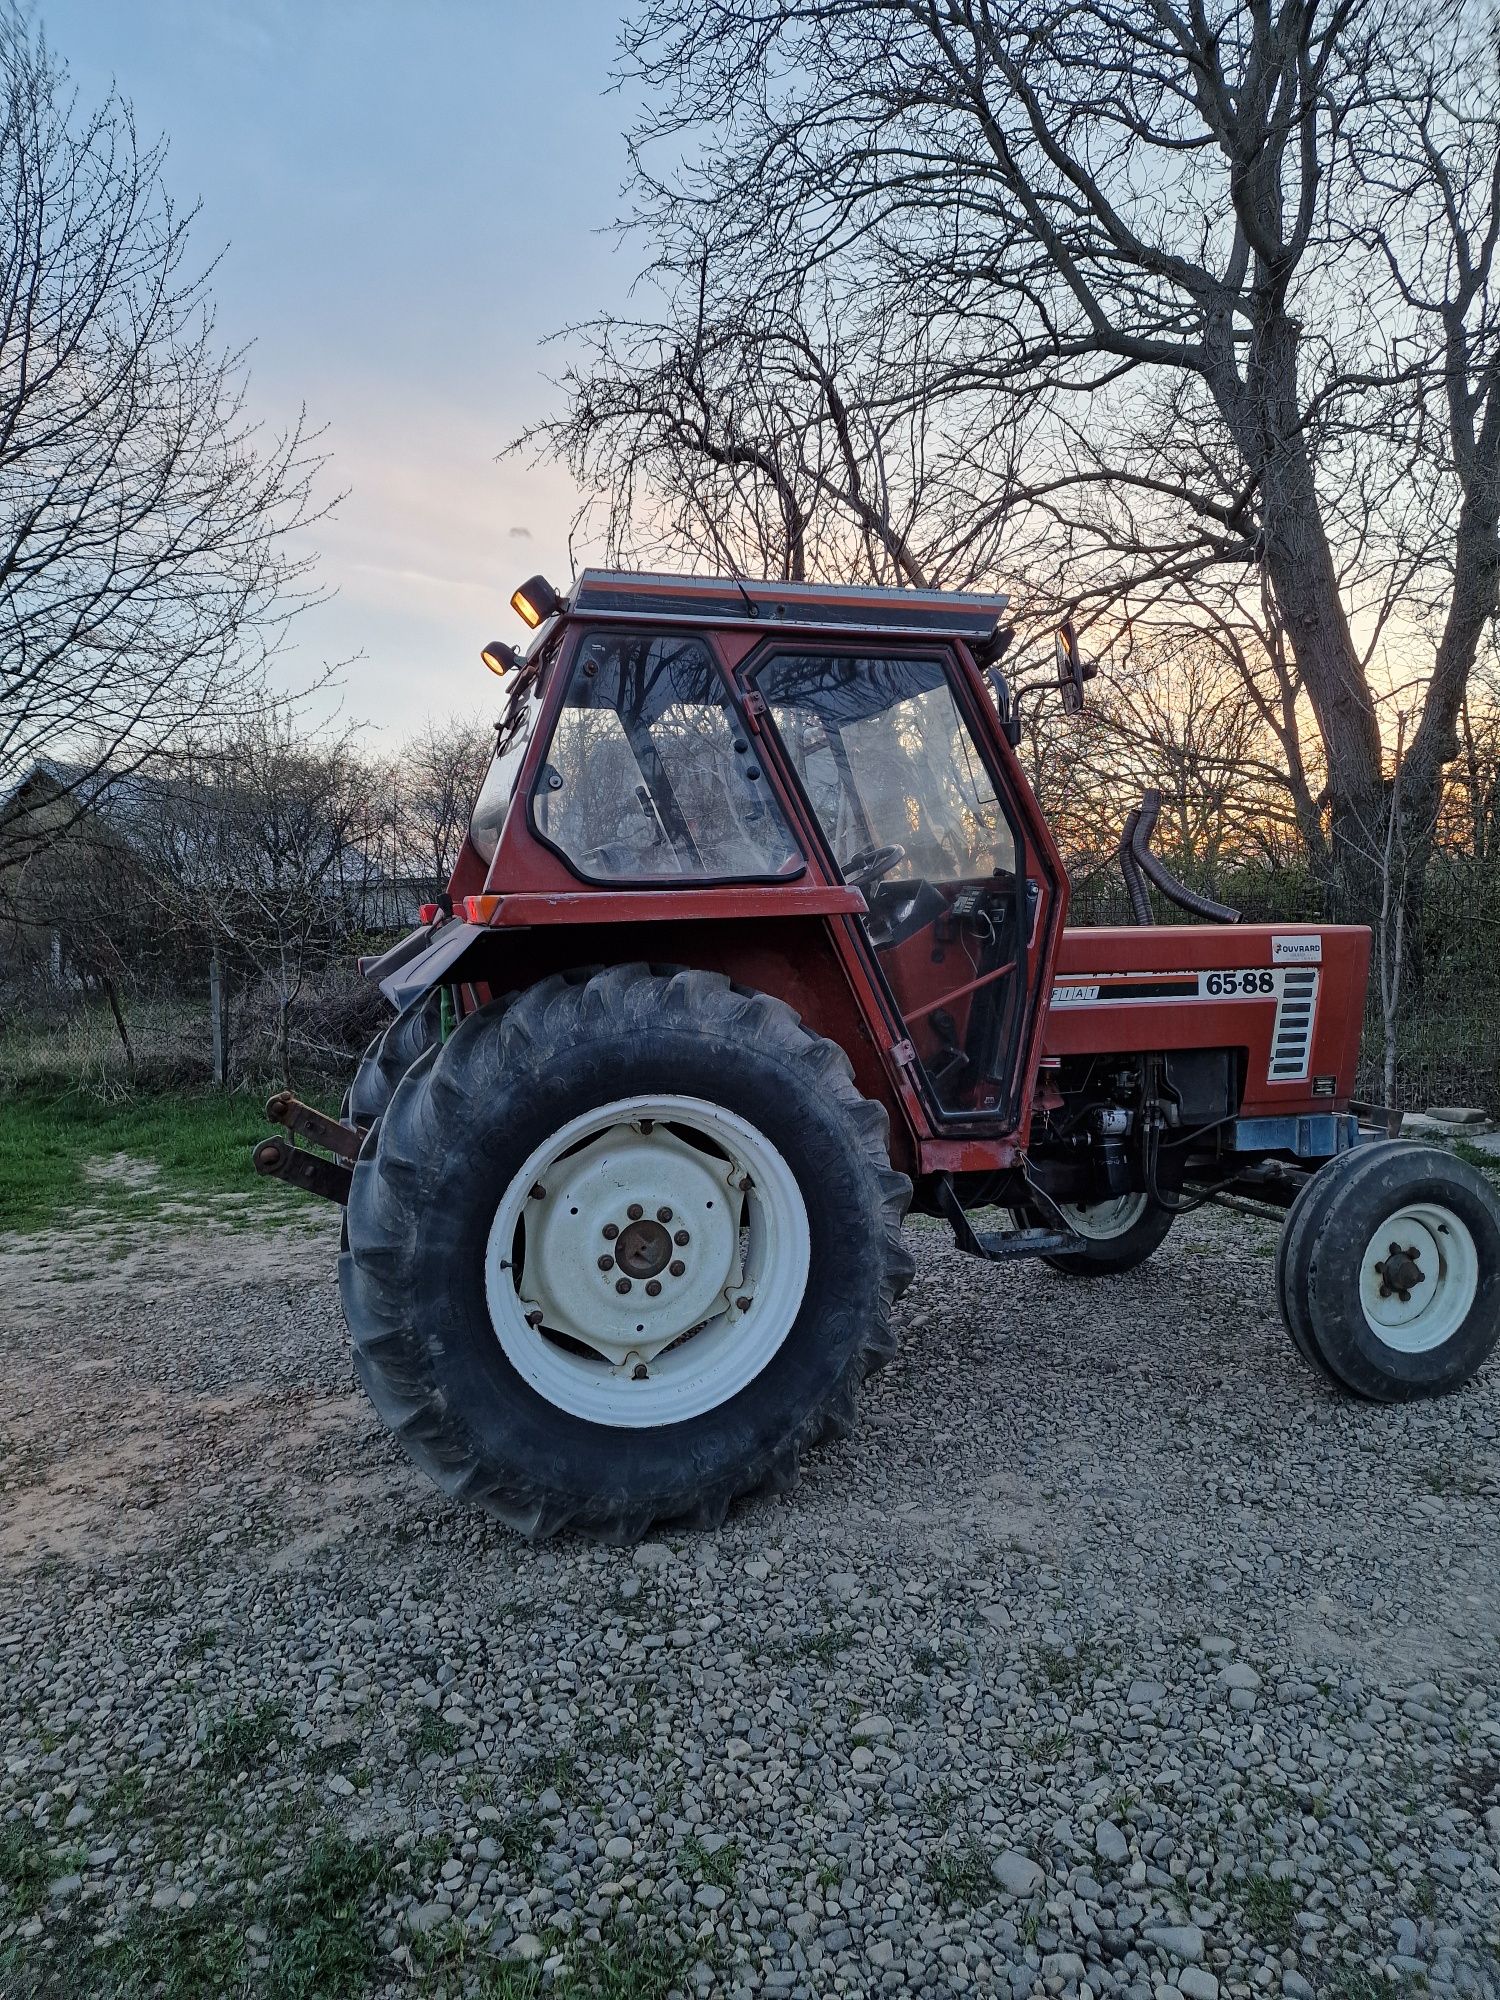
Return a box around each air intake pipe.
[1119,789,1240,925]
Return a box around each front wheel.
[339,965,913,1540]
[1290,1144,1500,1401]
[1011,1189,1176,1276]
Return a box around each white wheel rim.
[1058,1192,1151,1242]
[1358,1201,1478,1354]
[483,1093,810,1427]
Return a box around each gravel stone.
[3,1207,1498,1998]
[991,1851,1045,1897]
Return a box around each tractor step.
[962,1224,1081,1261]
[933,1173,1081,1263]
[251,1133,353,1205]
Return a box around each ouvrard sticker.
[1272,934,1323,964]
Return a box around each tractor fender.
[364,920,494,1012]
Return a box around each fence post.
[209,945,227,1086]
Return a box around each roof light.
[510,573,562,629]
[481,638,522,677]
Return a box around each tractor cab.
[450,571,1064,1137]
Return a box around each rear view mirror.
[1054,619,1097,713]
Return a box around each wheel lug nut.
[674,1229,689,1246]
[602,1222,619,1240]
[645,1279,662,1296]
[627,1203,644,1220]
[598,1255,614,1271]
[525,1308,544,1327]
[735,1294,752,1311]
[657,1205,673,1223]
[615,1277,632,1294]
[530,1183,547,1200]
[738,1175,753,1192]
[669,1260,685,1277]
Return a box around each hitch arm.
[251,1134,352,1205]
[264,1091,362,1161]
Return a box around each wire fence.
[3,865,1497,1113]
[0,973,389,1096]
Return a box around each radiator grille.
[1269,968,1319,1082]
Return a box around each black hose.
[1130,789,1240,924]
[1117,807,1154,925]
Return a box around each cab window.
[534,631,802,882]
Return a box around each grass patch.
[0,1820,68,1919]
[556,1933,692,1999]
[520,1747,581,1802]
[927,1836,992,1908]
[98,1765,150,1821]
[265,1831,392,1999]
[1452,1137,1500,1185]
[0,1086,336,1234]
[99,1903,249,1998]
[409,1710,462,1762]
[207,1699,288,1775]
[1237,1871,1299,1946]
[796,1619,856,1664]
[679,1834,740,1889]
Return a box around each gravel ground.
[2,1196,1498,2000]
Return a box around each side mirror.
[1055,619,1098,713]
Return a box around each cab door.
[750,647,1040,1123]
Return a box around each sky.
[42,0,639,739]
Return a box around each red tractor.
[255,570,1500,1540]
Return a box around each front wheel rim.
[1357,1200,1478,1354]
[484,1093,811,1427]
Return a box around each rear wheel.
[1294,1144,1500,1401]
[344,988,444,1130]
[339,965,913,1539]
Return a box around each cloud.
[508,525,533,540]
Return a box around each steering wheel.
[841,842,906,889]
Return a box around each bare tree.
[0,12,328,870]
[143,718,383,1084]
[527,0,1500,917]
[384,712,492,902]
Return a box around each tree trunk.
[1211,322,1386,919]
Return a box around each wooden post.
[210,944,227,1086]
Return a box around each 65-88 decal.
[1203,968,1276,996]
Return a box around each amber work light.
[481,639,522,676]
[510,574,562,628]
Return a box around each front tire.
[339,965,913,1540]
[1294,1144,1500,1401]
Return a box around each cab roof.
[569,569,1009,643]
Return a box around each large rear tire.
[343,989,444,1130]
[339,965,913,1540]
[1294,1144,1500,1401]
